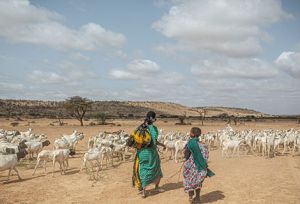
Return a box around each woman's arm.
[156,140,166,150]
[184,146,191,160]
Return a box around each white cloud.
[191,58,278,79]
[127,59,160,73]
[0,0,126,51]
[58,61,94,80]
[109,59,160,80]
[153,0,291,57]
[161,72,184,85]
[28,70,68,84]
[0,82,24,94]
[27,59,95,85]
[276,52,300,79]
[109,70,138,80]
[70,52,90,61]
[120,71,187,102]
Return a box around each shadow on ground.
[201,190,225,203]
[2,174,45,184]
[145,181,183,197]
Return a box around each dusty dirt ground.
[0,118,300,204]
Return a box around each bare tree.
[177,111,187,125]
[194,108,207,126]
[57,112,66,126]
[64,96,92,126]
[200,109,206,126]
[233,116,237,125]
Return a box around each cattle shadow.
[64,169,80,175]
[32,167,78,176]
[1,174,45,184]
[201,190,225,203]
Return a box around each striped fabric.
[136,125,162,188]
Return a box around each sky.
[0,0,300,115]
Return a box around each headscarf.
[187,137,215,177]
[144,111,156,125]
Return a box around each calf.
[0,144,28,181]
[33,149,66,176]
[25,140,51,159]
[80,147,104,173]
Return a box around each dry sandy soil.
[0,118,300,204]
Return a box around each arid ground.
[1,118,300,204]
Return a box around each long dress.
[183,142,209,192]
[133,125,163,189]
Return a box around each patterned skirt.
[183,154,207,192]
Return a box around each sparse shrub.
[95,112,109,125]
[10,122,19,127]
[89,122,96,126]
[127,114,134,118]
[16,117,23,121]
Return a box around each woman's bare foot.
[154,186,165,193]
[194,197,201,204]
[141,188,146,198]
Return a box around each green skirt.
[136,146,162,188]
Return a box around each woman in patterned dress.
[183,127,209,204]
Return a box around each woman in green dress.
[129,111,166,198]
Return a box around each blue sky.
[0,0,300,115]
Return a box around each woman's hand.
[157,141,166,150]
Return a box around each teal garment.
[137,124,162,187]
[148,125,158,145]
[187,138,208,172]
[187,138,215,177]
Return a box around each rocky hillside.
[0,99,267,118]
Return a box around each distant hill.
[0,99,268,118]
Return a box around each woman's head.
[190,127,201,138]
[145,111,156,125]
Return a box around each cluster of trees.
[2,96,300,126]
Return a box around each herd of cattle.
[0,125,300,181]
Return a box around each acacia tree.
[177,111,188,125]
[218,113,229,123]
[64,96,92,126]
[195,109,207,126]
